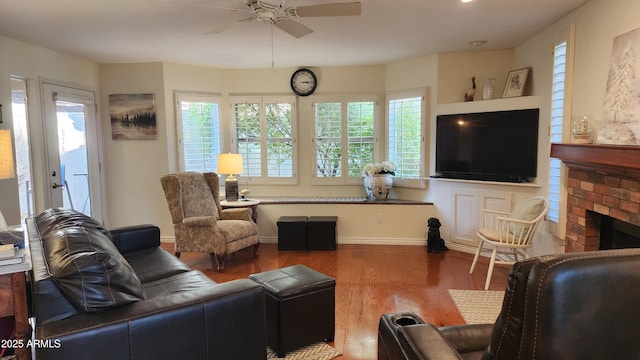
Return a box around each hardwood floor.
[161,243,510,360]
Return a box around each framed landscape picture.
[109,93,157,140]
[503,68,529,98]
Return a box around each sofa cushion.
[43,226,145,313]
[141,270,216,299]
[123,247,192,283]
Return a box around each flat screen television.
[434,108,539,183]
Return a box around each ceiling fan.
[177,0,362,38]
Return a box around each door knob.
[52,183,64,189]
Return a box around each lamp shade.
[0,130,15,180]
[217,153,244,175]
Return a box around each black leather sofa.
[28,208,266,360]
[378,248,640,360]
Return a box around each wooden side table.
[0,241,32,360]
[220,199,261,223]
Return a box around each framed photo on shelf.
[503,68,529,98]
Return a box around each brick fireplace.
[550,144,640,252]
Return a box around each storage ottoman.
[277,216,308,250]
[307,216,337,250]
[249,265,336,357]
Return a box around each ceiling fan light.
[256,9,275,22]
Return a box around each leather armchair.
[160,171,259,271]
[379,249,640,360]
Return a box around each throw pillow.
[508,198,545,236]
[43,226,144,313]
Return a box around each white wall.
[436,50,516,105]
[98,63,169,228]
[257,203,436,245]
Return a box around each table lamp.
[217,153,243,201]
[0,130,16,231]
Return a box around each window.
[548,25,575,237]
[312,96,378,184]
[176,93,222,172]
[10,77,34,221]
[232,96,296,184]
[387,89,427,187]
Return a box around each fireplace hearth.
[550,144,640,252]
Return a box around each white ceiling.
[0,0,590,69]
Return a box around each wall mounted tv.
[434,108,539,183]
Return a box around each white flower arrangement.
[362,161,397,176]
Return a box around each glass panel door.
[42,83,103,220]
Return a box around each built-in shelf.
[429,177,542,188]
[435,96,541,115]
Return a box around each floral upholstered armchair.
[160,172,260,271]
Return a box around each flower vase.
[482,78,495,100]
[364,174,393,201]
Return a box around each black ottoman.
[249,265,336,357]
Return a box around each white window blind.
[312,96,378,184]
[235,101,262,177]
[265,102,294,177]
[176,94,221,172]
[548,25,575,237]
[232,96,296,183]
[387,92,424,180]
[347,101,375,177]
[548,41,567,222]
[314,102,343,178]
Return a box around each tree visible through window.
[313,96,377,184]
[176,94,221,173]
[233,97,295,183]
[387,91,425,180]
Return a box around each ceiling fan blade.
[293,2,361,17]
[203,23,233,35]
[275,18,313,38]
[163,0,252,14]
[203,17,256,35]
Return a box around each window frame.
[385,88,428,189]
[230,95,297,185]
[311,94,380,185]
[175,92,223,173]
[548,24,576,239]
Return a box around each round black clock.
[290,68,317,96]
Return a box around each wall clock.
[290,68,317,96]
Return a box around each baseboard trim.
[161,235,426,247]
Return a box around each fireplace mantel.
[550,143,640,178]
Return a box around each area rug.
[448,289,505,325]
[267,342,341,360]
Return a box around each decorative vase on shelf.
[364,174,393,201]
[482,78,495,100]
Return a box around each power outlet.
[375,213,383,224]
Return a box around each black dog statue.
[427,217,449,253]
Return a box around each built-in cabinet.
[432,95,544,254]
[448,188,511,253]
